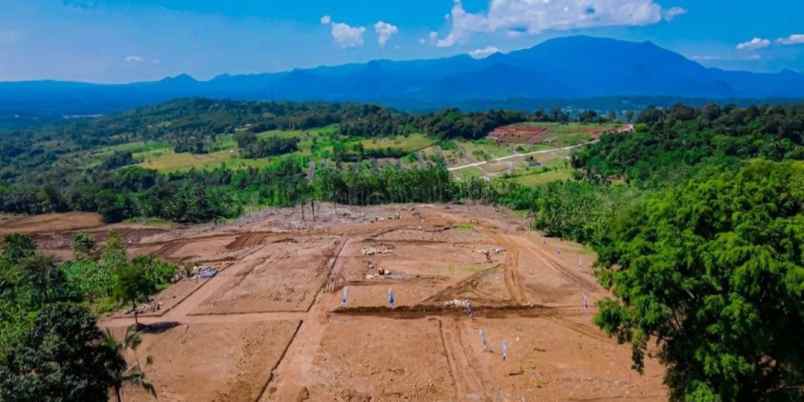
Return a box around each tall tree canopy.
[594,160,803,402]
[0,303,126,402]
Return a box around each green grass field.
[137,148,240,172]
[101,126,338,172]
[361,133,435,152]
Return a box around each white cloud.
[432,0,677,48]
[469,46,501,59]
[777,34,804,46]
[321,15,366,48]
[663,7,687,21]
[124,56,144,63]
[736,37,770,51]
[330,21,366,48]
[374,21,399,47]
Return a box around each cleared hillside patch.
[490,122,620,147]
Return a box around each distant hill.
[2,36,803,117]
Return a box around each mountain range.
[2,36,803,117]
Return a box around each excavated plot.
[160,235,238,260]
[511,234,606,306]
[25,205,669,401]
[0,212,104,236]
[372,226,493,243]
[460,316,667,401]
[121,320,300,402]
[192,236,340,314]
[297,317,454,401]
[338,239,506,308]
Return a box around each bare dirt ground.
[489,125,549,144]
[116,320,301,402]
[0,212,104,236]
[13,204,667,401]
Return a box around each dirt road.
[447,141,597,172]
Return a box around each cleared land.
[440,122,629,185]
[117,321,301,402]
[24,204,666,401]
[490,122,624,146]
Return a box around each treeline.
[417,108,528,140]
[340,107,601,140]
[573,103,804,185]
[0,166,240,223]
[0,156,461,223]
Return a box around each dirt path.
[488,232,529,305]
[439,318,490,401]
[447,141,597,172]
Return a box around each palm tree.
[104,325,157,402]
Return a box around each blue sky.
[1,0,802,82]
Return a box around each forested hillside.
[1,98,802,401]
[0,98,581,222]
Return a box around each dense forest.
[573,103,804,185]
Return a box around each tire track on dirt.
[488,233,529,305]
[437,319,462,400]
[419,265,511,305]
[438,318,488,401]
[546,316,611,342]
[519,239,599,292]
[453,319,493,399]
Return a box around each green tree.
[101,233,128,268]
[0,303,126,402]
[2,234,37,263]
[113,263,156,328]
[0,238,74,358]
[594,160,803,402]
[16,254,73,306]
